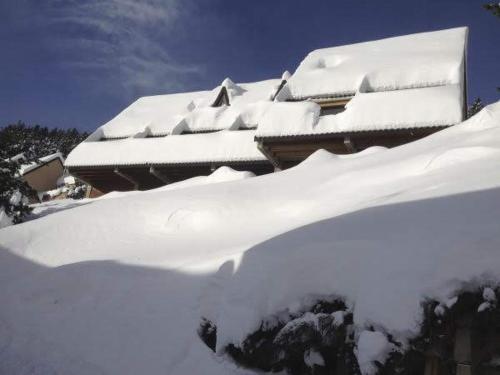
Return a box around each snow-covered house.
[257,27,468,169]
[66,27,468,193]
[19,152,65,200]
[65,78,286,194]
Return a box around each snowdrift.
[1,102,500,374]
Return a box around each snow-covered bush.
[378,285,500,375]
[467,98,484,118]
[198,286,500,375]
[198,318,217,352]
[0,157,34,225]
[66,183,87,200]
[200,298,362,375]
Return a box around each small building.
[19,152,65,200]
[66,27,468,193]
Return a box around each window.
[317,98,351,116]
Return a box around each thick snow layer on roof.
[281,27,467,100]
[1,102,500,374]
[97,90,218,139]
[256,101,320,137]
[179,106,237,133]
[93,79,281,140]
[229,79,282,105]
[65,130,266,167]
[205,78,282,130]
[257,85,463,137]
[70,79,283,167]
[19,152,64,175]
[173,79,281,133]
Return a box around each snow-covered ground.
[0,102,500,374]
[27,198,92,221]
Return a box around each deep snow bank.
[0,102,500,374]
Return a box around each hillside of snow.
[1,102,500,374]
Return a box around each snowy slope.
[1,102,500,374]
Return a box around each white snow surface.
[177,79,281,133]
[63,175,76,185]
[0,208,12,228]
[97,90,218,139]
[1,102,500,375]
[65,130,266,167]
[257,85,463,137]
[356,331,393,375]
[92,79,280,142]
[256,101,320,137]
[478,302,492,313]
[229,79,282,105]
[69,79,280,167]
[483,287,496,302]
[281,27,467,100]
[304,349,325,368]
[100,166,255,200]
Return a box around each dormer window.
[317,98,351,116]
[212,86,230,107]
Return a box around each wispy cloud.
[43,0,202,97]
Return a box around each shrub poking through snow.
[467,98,484,118]
[385,286,500,375]
[198,318,217,353]
[0,157,34,225]
[200,298,362,375]
[66,183,87,200]
[199,287,500,375]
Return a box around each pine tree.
[0,127,35,224]
[467,98,484,118]
[0,123,89,224]
[483,3,499,90]
[483,2,500,17]
[0,122,88,159]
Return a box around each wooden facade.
[69,160,273,195]
[257,127,446,170]
[22,157,65,193]
[256,98,449,170]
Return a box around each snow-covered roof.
[169,78,282,133]
[256,85,464,137]
[70,28,469,163]
[93,78,282,141]
[225,78,283,106]
[69,79,282,167]
[97,90,220,139]
[277,27,468,100]
[65,130,266,167]
[19,152,65,175]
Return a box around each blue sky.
[0,0,498,131]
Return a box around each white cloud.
[44,0,202,97]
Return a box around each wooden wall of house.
[70,161,274,195]
[22,159,64,193]
[258,127,445,169]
